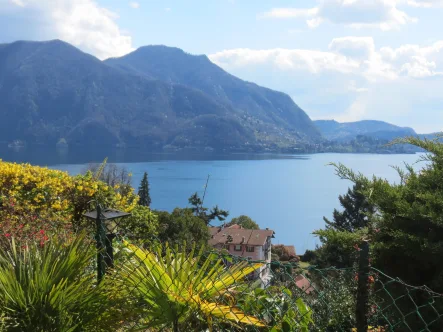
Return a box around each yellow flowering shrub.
[0,160,138,242]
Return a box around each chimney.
[266,227,269,230]
[241,236,245,244]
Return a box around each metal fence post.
[95,204,106,283]
[356,240,370,332]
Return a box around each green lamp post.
[84,204,131,282]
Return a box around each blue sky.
[1,0,443,133]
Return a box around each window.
[223,244,230,250]
[234,245,242,251]
[246,246,255,252]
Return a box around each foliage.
[272,244,297,262]
[227,215,260,230]
[118,241,265,331]
[0,200,72,250]
[301,250,317,263]
[156,208,210,249]
[84,162,133,197]
[188,192,229,225]
[239,286,313,332]
[324,182,375,232]
[122,205,158,241]
[331,136,443,292]
[0,160,138,234]
[0,233,130,331]
[309,271,357,331]
[313,228,368,268]
[138,171,151,207]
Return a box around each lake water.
[0,148,424,253]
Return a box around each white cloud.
[3,0,134,59]
[259,7,319,19]
[348,80,369,92]
[10,0,25,7]
[165,7,171,12]
[210,38,443,130]
[260,0,417,30]
[210,37,400,81]
[210,48,360,75]
[129,2,140,9]
[407,0,443,7]
[328,36,375,59]
[210,37,443,81]
[335,99,368,122]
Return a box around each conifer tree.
[323,181,375,232]
[138,172,151,207]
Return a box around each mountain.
[314,120,416,142]
[105,46,321,140]
[0,40,321,152]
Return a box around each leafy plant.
[0,233,129,331]
[239,286,313,332]
[121,205,159,242]
[309,271,357,331]
[118,241,266,331]
[227,215,260,230]
[0,160,138,232]
[156,208,210,250]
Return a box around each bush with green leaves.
[121,205,159,242]
[156,208,210,249]
[117,241,265,331]
[308,271,357,331]
[0,233,132,331]
[239,286,313,332]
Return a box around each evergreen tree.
[188,192,228,225]
[138,172,151,207]
[323,182,375,232]
[330,136,443,291]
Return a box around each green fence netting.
[79,212,443,332]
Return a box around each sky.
[1,0,443,133]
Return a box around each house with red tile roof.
[208,224,275,287]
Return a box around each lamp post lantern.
[84,204,131,282]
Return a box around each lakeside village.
[2,136,443,331]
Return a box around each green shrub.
[0,233,129,331]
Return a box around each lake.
[0,148,425,253]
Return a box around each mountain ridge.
[0,40,321,152]
[104,45,321,140]
[314,119,417,142]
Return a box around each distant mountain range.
[0,40,320,152]
[0,39,436,154]
[313,120,417,142]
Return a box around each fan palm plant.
[0,233,130,331]
[119,241,266,331]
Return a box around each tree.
[227,215,260,230]
[271,244,296,261]
[156,208,211,249]
[138,172,151,207]
[323,182,375,232]
[313,181,374,268]
[122,205,158,241]
[188,193,229,225]
[332,136,443,292]
[84,161,133,197]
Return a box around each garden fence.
[85,208,443,331]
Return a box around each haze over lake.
[0,148,424,253]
